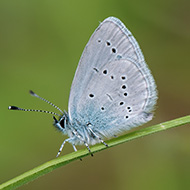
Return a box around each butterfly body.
[54,114,102,146]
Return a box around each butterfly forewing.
[68,17,157,138]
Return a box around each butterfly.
[9,17,157,157]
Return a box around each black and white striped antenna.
[8,90,63,117]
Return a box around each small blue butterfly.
[9,17,157,157]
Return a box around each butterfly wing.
[68,17,157,138]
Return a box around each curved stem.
[0,115,190,190]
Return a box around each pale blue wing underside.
[68,17,157,139]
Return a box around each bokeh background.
[1,0,190,189]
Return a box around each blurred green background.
[1,0,190,189]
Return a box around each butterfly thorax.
[54,111,101,145]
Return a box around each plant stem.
[0,115,190,190]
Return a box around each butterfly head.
[53,111,69,134]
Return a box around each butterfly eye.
[59,118,65,129]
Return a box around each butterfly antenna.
[29,90,64,114]
[8,106,62,117]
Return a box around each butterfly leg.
[56,138,70,157]
[84,142,93,157]
[88,127,108,147]
[72,129,93,157]
[72,144,77,152]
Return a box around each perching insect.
[9,17,157,157]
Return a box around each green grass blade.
[0,115,190,190]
